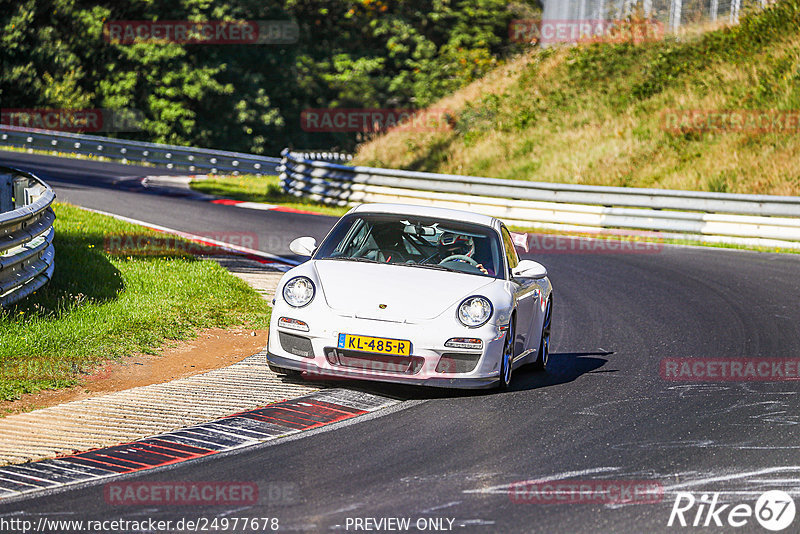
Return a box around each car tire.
[268,362,301,377]
[532,297,552,372]
[498,316,515,389]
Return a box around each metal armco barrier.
[0,125,281,175]
[280,150,800,249]
[292,152,353,164]
[0,167,56,307]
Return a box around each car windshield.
[314,213,503,278]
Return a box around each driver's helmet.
[438,232,474,258]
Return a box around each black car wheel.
[532,297,552,372]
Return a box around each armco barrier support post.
[0,173,13,213]
[12,175,28,209]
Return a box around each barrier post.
[0,173,13,213]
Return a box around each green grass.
[0,203,271,402]
[191,175,350,217]
[356,0,800,197]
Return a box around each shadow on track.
[509,350,614,392]
[273,350,614,401]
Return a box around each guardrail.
[292,152,353,164]
[0,167,56,307]
[0,125,281,176]
[280,150,800,249]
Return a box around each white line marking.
[458,519,496,526]
[462,466,621,494]
[421,501,461,513]
[0,469,56,485]
[234,202,279,211]
[661,466,800,491]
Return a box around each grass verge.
[0,202,272,401]
[191,174,350,217]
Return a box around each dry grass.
[355,2,800,196]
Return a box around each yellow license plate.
[338,334,412,357]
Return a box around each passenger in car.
[365,222,408,262]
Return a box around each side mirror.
[512,260,547,279]
[289,236,317,257]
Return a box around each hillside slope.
[355,1,800,196]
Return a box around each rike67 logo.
[668,491,796,531]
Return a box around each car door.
[501,226,539,356]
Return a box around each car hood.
[313,260,495,322]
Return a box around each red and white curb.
[208,198,324,215]
[0,389,397,501]
[140,174,329,217]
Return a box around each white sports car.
[267,203,553,389]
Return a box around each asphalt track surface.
[1,151,799,533]
[0,151,336,263]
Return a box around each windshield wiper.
[404,263,456,272]
[405,262,490,277]
[324,256,381,264]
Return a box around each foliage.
[354,0,800,196]
[1,0,542,153]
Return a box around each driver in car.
[438,232,490,275]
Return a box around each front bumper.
[267,312,507,389]
[267,351,499,389]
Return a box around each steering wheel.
[440,254,478,266]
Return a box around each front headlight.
[283,276,315,308]
[457,296,493,328]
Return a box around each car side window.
[501,226,520,272]
[335,219,368,256]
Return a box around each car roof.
[348,203,499,228]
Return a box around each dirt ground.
[0,327,268,416]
